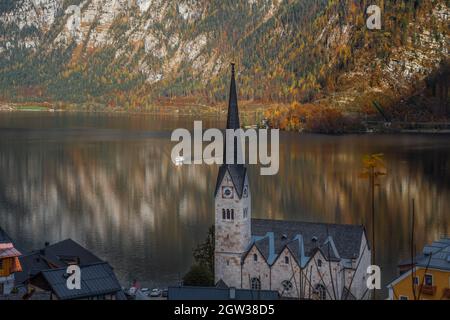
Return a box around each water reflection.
[0,112,448,293]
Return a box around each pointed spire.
[223,63,242,165]
[226,63,240,130]
[215,63,247,198]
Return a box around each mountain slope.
[0,0,448,121]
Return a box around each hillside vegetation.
[0,0,448,130]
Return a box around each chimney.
[229,287,236,300]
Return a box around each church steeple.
[215,63,247,199]
[223,63,243,167]
[226,63,240,130]
[214,63,252,288]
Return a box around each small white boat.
[175,156,185,166]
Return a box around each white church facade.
[214,64,371,300]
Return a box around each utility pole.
[359,153,386,300]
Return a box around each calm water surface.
[0,112,449,295]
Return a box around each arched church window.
[231,209,234,220]
[250,277,261,290]
[222,209,226,220]
[316,284,326,300]
[281,280,293,292]
[226,209,230,220]
[253,254,258,262]
[285,256,289,264]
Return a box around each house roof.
[0,246,21,259]
[387,238,450,288]
[15,239,104,285]
[38,262,124,300]
[168,286,279,300]
[215,279,229,289]
[37,239,103,268]
[15,252,52,284]
[417,238,450,271]
[249,219,366,266]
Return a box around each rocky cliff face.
[0,0,448,117]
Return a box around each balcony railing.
[443,288,450,299]
[419,285,437,296]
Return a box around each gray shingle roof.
[40,239,104,267]
[250,219,366,265]
[254,234,271,262]
[416,238,450,271]
[40,262,123,300]
[15,239,104,285]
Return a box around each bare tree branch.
[417,253,433,300]
[343,242,368,300]
[312,255,335,300]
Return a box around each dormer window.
[285,256,289,264]
[253,254,258,262]
[318,259,322,267]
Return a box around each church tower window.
[253,254,258,262]
[285,256,289,264]
[223,209,235,220]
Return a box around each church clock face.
[222,186,234,199]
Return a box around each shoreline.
[1,103,450,135]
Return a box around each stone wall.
[269,247,301,299]
[242,246,270,290]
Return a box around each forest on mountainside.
[0,0,448,131]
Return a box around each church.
[214,64,371,300]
